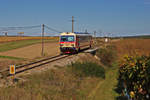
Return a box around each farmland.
[0,36,59,52]
[112,38,150,57]
[0,36,59,55]
[0,36,58,43]
[0,37,150,100]
[110,38,150,99]
[0,36,59,70]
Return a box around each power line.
[0,24,63,35]
[0,25,41,31]
[44,25,61,33]
[0,25,41,29]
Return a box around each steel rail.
[0,54,70,78]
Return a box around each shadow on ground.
[114,78,128,100]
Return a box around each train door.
[76,36,80,51]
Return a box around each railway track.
[0,47,97,79]
[0,54,70,78]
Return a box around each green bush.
[96,45,117,67]
[68,62,105,78]
[119,55,150,99]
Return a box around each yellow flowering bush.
[119,55,150,99]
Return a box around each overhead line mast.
[41,24,44,56]
[72,16,74,33]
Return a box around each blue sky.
[0,0,150,36]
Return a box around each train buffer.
[83,47,99,54]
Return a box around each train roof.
[60,32,92,36]
[74,32,90,34]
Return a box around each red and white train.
[59,32,92,54]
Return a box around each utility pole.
[94,31,96,45]
[41,24,44,56]
[94,31,96,38]
[85,29,88,33]
[72,16,74,33]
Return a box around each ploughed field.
[0,42,60,59]
[0,36,59,69]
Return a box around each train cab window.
[60,36,74,42]
[68,37,74,41]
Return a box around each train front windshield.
[60,36,74,42]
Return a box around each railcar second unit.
[59,32,92,54]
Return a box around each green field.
[0,55,25,60]
[0,39,57,52]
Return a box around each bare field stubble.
[112,38,150,57]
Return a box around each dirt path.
[0,42,60,60]
[88,67,119,100]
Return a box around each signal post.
[10,65,16,83]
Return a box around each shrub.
[119,55,150,100]
[68,62,105,78]
[96,45,117,67]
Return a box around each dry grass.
[0,36,58,43]
[0,63,102,100]
[112,38,150,57]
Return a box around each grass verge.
[0,61,105,100]
[96,45,117,67]
[87,62,119,100]
[68,61,105,78]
